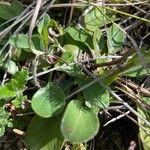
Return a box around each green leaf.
[26,115,64,150]
[38,14,50,49]
[0,85,16,99]
[57,45,81,76]
[58,64,81,76]
[0,107,10,137]
[5,60,18,75]
[10,69,28,90]
[49,19,63,35]
[12,95,27,108]
[0,1,23,20]
[76,76,110,109]
[123,64,150,77]
[138,97,150,150]
[65,27,93,49]
[9,34,44,56]
[0,125,5,137]
[92,29,107,56]
[32,35,45,51]
[60,51,74,64]
[31,83,65,118]
[61,100,100,144]
[93,29,103,53]
[9,34,30,49]
[84,7,117,32]
[38,14,50,35]
[65,27,89,42]
[107,24,125,54]
[12,49,34,61]
[0,69,28,99]
[123,50,150,77]
[63,44,80,61]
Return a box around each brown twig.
[67,0,76,26]
[118,78,150,97]
[45,1,148,8]
[91,48,135,69]
[28,0,43,38]
[115,81,150,109]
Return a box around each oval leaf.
[9,34,30,49]
[61,100,100,143]
[31,83,65,118]
[0,1,23,20]
[107,24,125,54]
[76,76,110,109]
[84,7,117,32]
[26,115,64,150]
[65,27,93,49]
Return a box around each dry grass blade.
[28,0,43,38]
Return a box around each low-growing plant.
[0,1,150,150]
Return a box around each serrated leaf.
[61,100,100,144]
[0,85,16,99]
[0,125,5,137]
[0,107,10,137]
[31,83,65,118]
[76,76,109,109]
[84,7,117,32]
[12,95,27,108]
[11,69,28,90]
[0,70,28,99]
[0,1,23,20]
[26,115,64,150]
[107,24,125,54]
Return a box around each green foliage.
[0,1,150,149]
[9,34,30,49]
[76,76,110,109]
[0,69,28,100]
[0,1,23,20]
[92,29,103,54]
[31,83,65,118]
[0,107,11,137]
[61,100,99,144]
[38,13,51,49]
[9,34,44,56]
[65,27,93,49]
[26,115,64,150]
[123,50,150,77]
[84,7,117,32]
[138,97,150,150]
[107,24,125,54]
[5,60,19,75]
